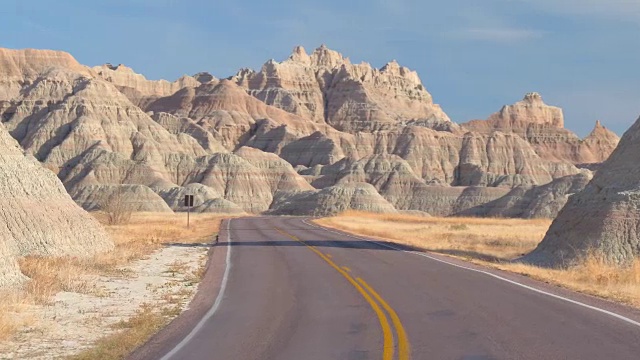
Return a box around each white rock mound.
[269,183,398,216]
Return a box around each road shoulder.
[127,221,230,360]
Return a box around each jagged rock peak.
[588,120,609,135]
[381,59,401,71]
[285,44,349,68]
[523,92,544,104]
[311,44,350,68]
[584,119,619,145]
[288,45,311,64]
[104,63,121,71]
[463,92,564,131]
[193,72,217,84]
[380,59,421,84]
[97,63,135,73]
[492,92,564,128]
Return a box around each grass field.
[316,211,640,308]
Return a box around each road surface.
[140,216,640,360]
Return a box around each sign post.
[184,195,194,228]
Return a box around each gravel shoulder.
[0,244,208,359]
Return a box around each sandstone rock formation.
[0,124,112,287]
[524,116,640,267]
[579,120,620,164]
[460,171,592,219]
[466,92,564,130]
[94,63,203,108]
[463,93,619,165]
[231,45,451,132]
[0,46,615,218]
[70,184,173,213]
[156,184,245,213]
[269,183,398,216]
[0,48,315,214]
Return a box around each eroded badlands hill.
[0,46,619,217]
[0,123,112,286]
[525,115,640,267]
[463,92,619,164]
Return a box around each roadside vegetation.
[316,211,640,308]
[0,212,225,356]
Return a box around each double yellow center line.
[275,228,410,360]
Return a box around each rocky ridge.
[463,93,619,165]
[231,45,451,132]
[0,46,619,218]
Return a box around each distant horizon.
[5,0,639,137]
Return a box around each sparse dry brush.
[316,211,640,308]
[502,254,640,307]
[0,302,17,341]
[101,187,133,225]
[0,212,225,343]
[68,304,166,360]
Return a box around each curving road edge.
[127,219,233,360]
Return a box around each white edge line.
[302,219,640,328]
[161,218,233,360]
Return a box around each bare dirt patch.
[0,212,227,359]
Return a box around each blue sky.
[3,0,639,136]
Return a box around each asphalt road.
[151,216,640,360]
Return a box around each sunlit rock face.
[463,93,619,165]
[231,45,451,132]
[1,46,612,218]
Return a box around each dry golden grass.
[68,304,167,360]
[22,212,223,300]
[0,212,227,344]
[500,257,640,307]
[317,211,550,262]
[317,211,640,308]
[0,303,17,341]
[91,212,224,273]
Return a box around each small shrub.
[449,224,470,231]
[101,187,133,225]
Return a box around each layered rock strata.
[0,124,112,287]
[525,116,640,267]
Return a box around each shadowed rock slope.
[459,171,592,219]
[0,124,112,287]
[524,115,640,267]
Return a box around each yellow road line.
[275,228,394,360]
[342,266,352,272]
[358,278,411,360]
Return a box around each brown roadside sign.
[184,195,194,207]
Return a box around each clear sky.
[3,0,639,136]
